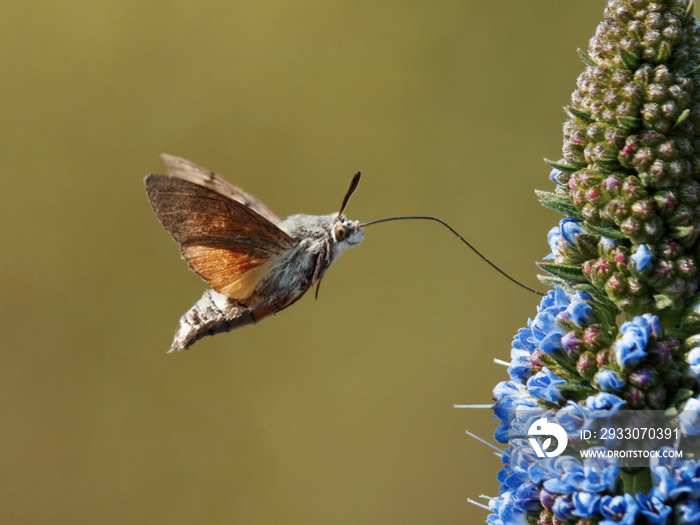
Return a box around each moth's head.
[331,215,364,247]
[329,170,364,254]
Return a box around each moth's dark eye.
[333,223,348,241]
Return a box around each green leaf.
[535,190,584,219]
[565,105,594,124]
[578,48,596,67]
[685,0,696,22]
[669,388,694,408]
[537,275,573,291]
[538,262,586,282]
[688,64,700,76]
[544,158,582,173]
[537,262,586,283]
[654,294,674,310]
[620,470,651,498]
[582,222,627,240]
[673,108,691,129]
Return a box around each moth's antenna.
[339,172,361,216]
[360,216,544,296]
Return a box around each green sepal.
[673,108,691,129]
[618,116,640,130]
[669,388,695,408]
[544,158,582,173]
[683,297,700,325]
[558,382,598,398]
[595,157,620,172]
[525,514,540,525]
[686,333,700,348]
[578,48,596,67]
[586,295,617,333]
[657,41,672,63]
[620,469,652,498]
[539,351,581,378]
[565,105,594,124]
[535,190,584,219]
[685,0,696,22]
[621,49,641,70]
[583,222,627,240]
[537,274,576,292]
[576,234,601,259]
[571,282,613,307]
[538,262,586,282]
[654,294,675,310]
[595,306,617,335]
[673,225,696,240]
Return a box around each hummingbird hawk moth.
[145,155,364,352]
[145,155,543,353]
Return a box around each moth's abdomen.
[169,290,255,352]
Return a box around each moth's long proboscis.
[360,216,544,296]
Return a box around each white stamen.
[467,498,491,511]
[465,430,504,453]
[493,358,510,366]
[453,404,492,408]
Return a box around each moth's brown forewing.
[145,175,294,301]
[160,154,283,225]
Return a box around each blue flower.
[680,397,700,436]
[599,237,618,255]
[643,313,662,339]
[615,315,660,368]
[545,222,586,259]
[549,167,563,184]
[559,218,586,246]
[487,491,529,525]
[507,287,584,382]
[513,482,542,513]
[631,244,654,273]
[527,367,566,403]
[651,458,692,500]
[529,455,582,494]
[493,381,538,443]
[530,311,567,354]
[555,401,592,436]
[552,494,576,521]
[545,226,560,260]
[688,347,700,379]
[675,498,700,525]
[572,490,601,519]
[537,448,618,495]
[677,461,700,498]
[578,448,619,492]
[509,327,536,382]
[585,392,627,415]
[564,293,594,326]
[599,494,639,525]
[636,488,672,524]
[595,369,626,392]
[502,439,540,491]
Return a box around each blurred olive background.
[1,1,611,523]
